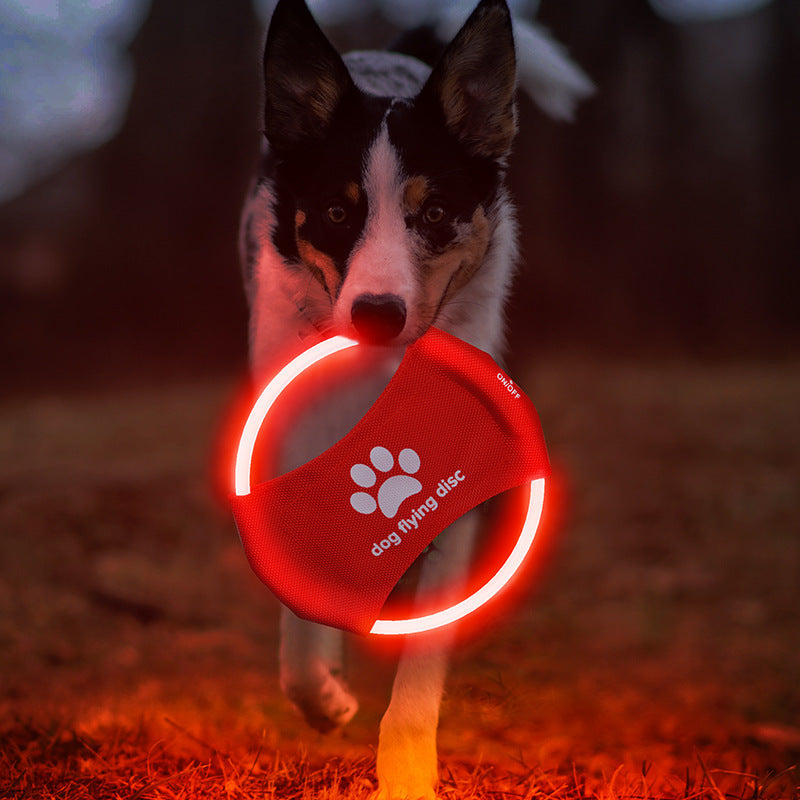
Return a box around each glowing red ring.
[233,336,546,636]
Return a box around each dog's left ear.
[420,0,517,162]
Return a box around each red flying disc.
[230,328,550,636]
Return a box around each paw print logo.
[349,447,422,518]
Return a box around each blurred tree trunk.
[508,0,796,356]
[765,0,800,333]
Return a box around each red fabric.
[230,328,550,635]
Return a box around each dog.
[239,1,591,796]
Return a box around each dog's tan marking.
[294,209,340,297]
[421,206,490,317]
[403,176,429,215]
[343,181,360,206]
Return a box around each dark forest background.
[1,0,798,394]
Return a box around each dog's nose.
[350,293,407,344]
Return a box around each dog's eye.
[327,204,347,225]
[422,203,446,225]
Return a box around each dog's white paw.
[371,785,436,800]
[282,663,358,733]
[374,722,438,800]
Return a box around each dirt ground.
[1,356,798,798]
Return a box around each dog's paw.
[371,776,437,800]
[371,778,436,800]
[282,665,359,734]
[374,722,438,800]
[371,787,436,800]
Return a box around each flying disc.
[230,327,550,636]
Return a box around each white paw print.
[349,446,422,518]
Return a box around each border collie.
[239,1,591,796]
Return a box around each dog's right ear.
[263,0,354,153]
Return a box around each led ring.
[233,336,546,636]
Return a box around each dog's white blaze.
[334,125,417,335]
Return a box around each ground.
[1,356,798,798]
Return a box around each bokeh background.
[1,0,798,796]
[2,0,798,389]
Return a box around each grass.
[1,719,375,800]
[1,357,799,798]
[2,718,796,799]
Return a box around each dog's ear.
[263,0,354,152]
[420,0,517,161]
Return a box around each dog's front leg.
[375,641,446,800]
[279,608,359,732]
[275,394,372,735]
[375,511,480,800]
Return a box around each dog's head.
[246,0,517,348]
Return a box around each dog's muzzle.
[350,293,407,344]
